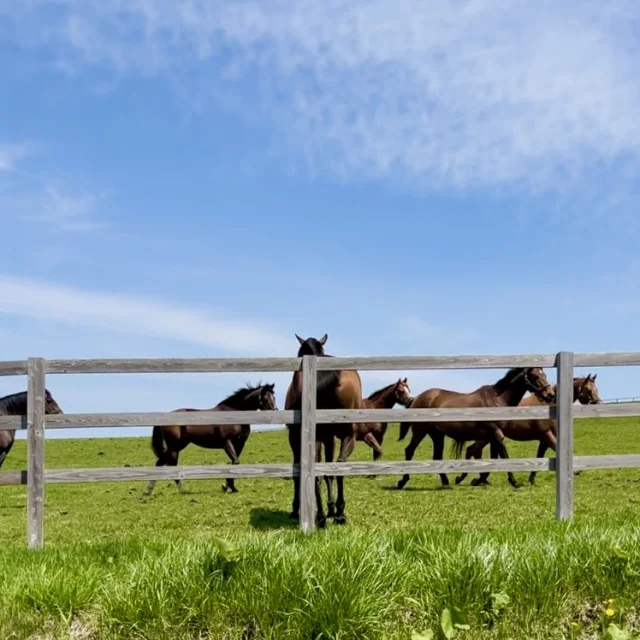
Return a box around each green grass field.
[1,417,640,639]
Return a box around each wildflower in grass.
[605,608,615,617]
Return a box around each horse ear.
[319,333,328,345]
[403,377,408,383]
[592,373,597,381]
[295,333,305,345]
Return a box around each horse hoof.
[512,483,523,490]
[334,515,347,525]
[317,516,327,529]
[327,507,336,519]
[396,481,406,490]
[221,484,228,493]
[454,476,464,485]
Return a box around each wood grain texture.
[0,471,26,486]
[2,402,639,432]
[41,410,298,429]
[315,354,558,370]
[299,355,318,533]
[555,351,574,521]
[573,352,640,367]
[27,358,46,549]
[5,454,640,487]
[0,360,28,377]
[0,352,634,379]
[45,358,302,374]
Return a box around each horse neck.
[0,393,28,415]
[494,375,530,406]
[367,386,397,409]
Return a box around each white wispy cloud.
[0,275,292,355]
[20,186,106,232]
[4,1,640,195]
[0,143,31,171]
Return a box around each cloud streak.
[5,1,640,196]
[0,275,292,355]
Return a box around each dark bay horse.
[357,377,413,462]
[396,368,554,490]
[285,333,362,527]
[454,374,602,486]
[0,389,63,469]
[144,382,277,496]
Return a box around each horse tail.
[151,426,166,461]
[450,438,467,460]
[398,422,411,441]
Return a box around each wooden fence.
[2,352,640,547]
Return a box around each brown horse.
[285,333,362,528]
[454,374,602,486]
[0,389,63,469]
[396,367,554,490]
[144,382,277,496]
[358,378,414,460]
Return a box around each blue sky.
[1,1,640,439]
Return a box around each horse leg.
[529,431,556,485]
[364,431,383,479]
[222,437,244,493]
[144,450,177,496]
[316,440,327,528]
[396,426,426,489]
[334,431,356,525]
[323,436,336,519]
[288,427,301,520]
[431,430,450,487]
[455,440,486,485]
[485,429,521,489]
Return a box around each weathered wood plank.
[573,454,640,470]
[27,358,46,549]
[316,354,558,370]
[0,471,26,486]
[45,358,302,374]
[41,410,298,429]
[1,402,638,432]
[573,353,640,367]
[299,355,317,533]
[4,403,638,431]
[555,351,574,521]
[0,360,28,377]
[5,453,640,486]
[0,352,635,378]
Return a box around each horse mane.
[367,383,394,401]
[0,390,29,415]
[218,382,264,408]
[491,368,524,393]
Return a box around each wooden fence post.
[555,351,574,520]
[27,357,46,549]
[299,355,317,533]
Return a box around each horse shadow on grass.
[249,508,298,531]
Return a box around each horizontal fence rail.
[2,351,640,547]
[2,403,640,431]
[4,455,640,488]
[3,351,640,377]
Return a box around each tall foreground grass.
[2,519,640,639]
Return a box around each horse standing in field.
[285,333,362,528]
[0,389,63,469]
[144,382,277,496]
[357,377,413,463]
[396,367,555,490]
[454,373,602,487]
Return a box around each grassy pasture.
[1,417,640,638]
